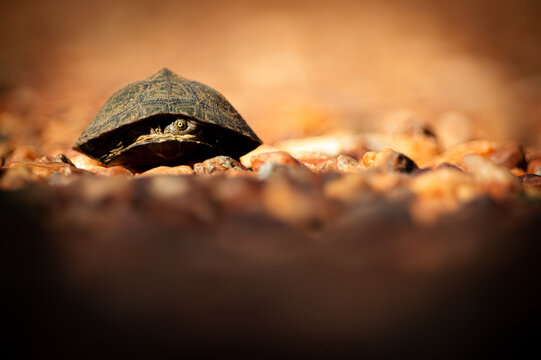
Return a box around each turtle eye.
[175,119,188,131]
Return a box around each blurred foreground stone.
[193,155,247,175]
[1,133,541,358]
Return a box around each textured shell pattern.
[75,68,260,147]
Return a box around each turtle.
[73,68,262,172]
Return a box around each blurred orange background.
[1,0,540,153]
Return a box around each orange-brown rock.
[210,176,263,212]
[0,141,14,166]
[7,160,88,177]
[336,155,362,173]
[361,149,419,173]
[69,154,131,176]
[460,155,521,199]
[260,163,326,227]
[55,153,76,167]
[4,146,39,165]
[519,174,541,197]
[1,160,92,189]
[302,158,338,173]
[239,145,280,168]
[0,164,41,189]
[519,174,541,187]
[274,134,363,159]
[302,155,364,174]
[139,165,195,176]
[324,173,370,203]
[432,140,496,167]
[144,175,218,223]
[250,151,306,172]
[362,149,394,168]
[193,156,247,175]
[409,167,482,223]
[527,157,541,175]
[489,142,526,170]
[510,168,526,177]
[93,166,133,176]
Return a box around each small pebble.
[432,140,496,167]
[239,145,280,168]
[193,155,246,175]
[69,154,132,176]
[409,167,481,224]
[274,134,362,158]
[250,151,306,172]
[7,160,83,177]
[0,165,41,189]
[55,153,76,167]
[518,174,541,187]
[527,158,541,175]
[336,155,362,173]
[361,149,419,173]
[139,165,194,176]
[302,158,338,173]
[436,162,464,172]
[260,163,325,227]
[460,155,521,198]
[489,143,526,170]
[4,146,38,165]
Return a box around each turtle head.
[163,118,199,137]
[98,116,220,171]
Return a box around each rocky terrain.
[2,128,540,357]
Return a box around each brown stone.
[409,167,482,224]
[260,163,326,227]
[274,134,364,159]
[436,162,465,172]
[489,143,526,170]
[69,154,131,176]
[68,154,102,170]
[94,166,133,176]
[432,140,496,167]
[386,152,419,173]
[7,160,85,177]
[460,155,521,198]
[55,153,76,167]
[400,121,436,138]
[361,149,418,173]
[250,151,306,172]
[144,175,218,223]
[0,164,41,189]
[324,173,369,202]
[1,160,92,188]
[4,146,39,165]
[0,141,14,167]
[340,145,370,161]
[78,175,134,206]
[519,174,541,187]
[510,168,526,177]
[336,155,362,173]
[239,145,280,168]
[139,165,195,176]
[527,158,541,175]
[193,156,247,175]
[302,158,338,173]
[210,176,263,212]
[301,154,361,174]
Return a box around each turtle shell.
[73,68,262,168]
